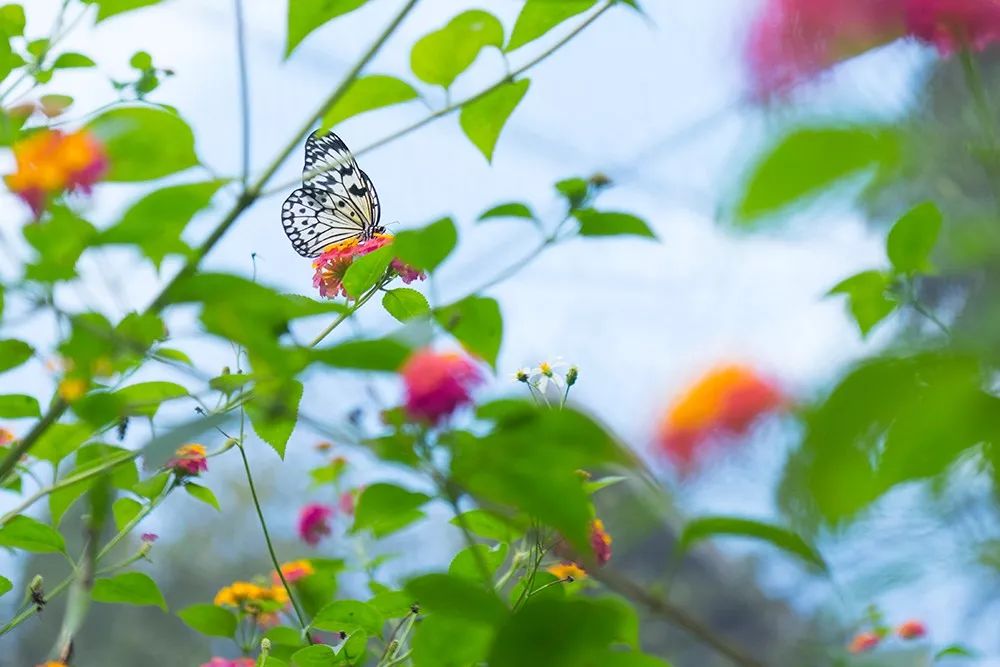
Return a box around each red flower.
[905,0,1000,53]
[298,503,334,546]
[167,443,208,476]
[400,349,483,424]
[590,519,612,566]
[5,129,107,217]
[312,234,423,299]
[201,659,255,667]
[848,631,881,653]
[897,619,927,639]
[656,364,784,473]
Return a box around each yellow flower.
[57,377,87,402]
[213,580,288,612]
[37,662,67,667]
[547,562,586,581]
[0,428,14,446]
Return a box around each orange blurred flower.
[897,619,927,639]
[57,377,88,402]
[36,662,67,667]
[547,562,586,580]
[5,129,107,217]
[656,364,784,473]
[167,443,208,476]
[273,559,314,585]
[848,631,881,653]
[0,428,14,447]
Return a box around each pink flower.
[400,349,483,424]
[848,631,881,653]
[898,619,927,639]
[590,519,612,566]
[167,443,208,476]
[905,0,1000,53]
[338,488,359,516]
[200,659,255,667]
[311,234,423,299]
[141,533,158,543]
[298,503,334,546]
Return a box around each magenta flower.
[400,349,483,424]
[141,533,158,543]
[298,503,334,546]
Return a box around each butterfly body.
[281,131,384,257]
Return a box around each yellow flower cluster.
[213,580,289,612]
[547,562,587,581]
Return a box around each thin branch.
[234,0,252,187]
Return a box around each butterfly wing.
[281,186,367,258]
[302,130,380,228]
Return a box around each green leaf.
[434,295,502,368]
[0,515,65,553]
[450,509,523,543]
[247,379,303,458]
[83,0,161,21]
[0,5,25,36]
[313,337,410,371]
[506,0,596,51]
[113,381,188,417]
[0,394,40,418]
[33,422,91,465]
[99,180,225,268]
[49,445,138,525]
[132,471,170,500]
[310,599,382,635]
[411,615,494,667]
[342,245,394,299]
[88,106,199,181]
[555,177,589,209]
[92,572,166,610]
[112,497,143,531]
[0,338,35,373]
[574,209,655,238]
[0,27,12,82]
[886,201,942,275]
[460,79,530,162]
[129,50,152,70]
[322,74,418,129]
[678,516,827,571]
[23,207,97,282]
[0,575,11,598]
[478,202,536,223]
[737,125,900,222]
[291,645,337,667]
[405,573,507,625]
[52,52,96,68]
[392,217,457,272]
[449,543,508,582]
[411,10,504,89]
[185,483,220,511]
[828,270,897,337]
[352,483,430,538]
[382,288,430,323]
[178,603,237,638]
[286,0,370,57]
[935,644,976,659]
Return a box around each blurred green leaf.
[0,575,11,598]
[737,126,900,222]
[450,509,523,543]
[178,603,237,638]
[556,177,589,209]
[247,378,303,458]
[83,0,161,21]
[130,50,153,70]
[886,201,942,275]
[132,471,169,499]
[0,5,25,36]
[411,615,494,667]
[49,444,137,525]
[99,180,225,268]
[310,599,382,635]
[449,542,508,582]
[322,74,418,129]
[33,422,91,465]
[828,270,897,337]
[286,0,369,57]
[478,202,537,223]
[382,288,430,323]
[156,348,193,366]
[185,482,220,511]
[0,27,12,82]
[935,644,976,659]
[679,516,827,571]
[343,245,394,299]
[574,209,655,238]
[460,79,530,162]
[406,573,507,624]
[506,0,596,52]
[113,381,188,417]
[411,10,503,89]
[88,106,199,181]
[52,52,95,68]
[313,337,410,371]
[291,645,337,666]
[23,207,97,282]
[392,217,457,272]
[0,394,39,418]
[112,497,142,531]
[434,295,502,368]
[92,572,166,610]
[0,339,32,372]
[352,483,430,537]
[0,515,66,553]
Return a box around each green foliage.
[460,79,531,162]
[313,337,410,371]
[478,202,538,224]
[322,74,419,129]
[185,482,221,510]
[392,217,458,272]
[886,201,942,275]
[382,288,430,323]
[310,599,382,635]
[410,10,503,89]
[737,125,901,222]
[406,573,507,624]
[247,378,303,457]
[285,0,370,57]
[449,543,509,581]
[574,209,656,238]
[51,52,96,68]
[0,575,11,598]
[506,0,597,52]
[0,515,66,553]
[178,603,238,638]
[23,207,97,282]
[352,483,430,537]
[88,107,199,181]
[290,645,337,666]
[450,509,523,543]
[0,394,40,418]
[112,497,143,531]
[92,572,167,610]
[678,516,827,571]
[828,270,897,337]
[342,245,394,298]
[0,338,32,372]
[83,0,161,22]
[434,295,503,368]
[49,444,137,525]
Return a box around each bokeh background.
[2,1,997,665]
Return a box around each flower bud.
[566,366,579,386]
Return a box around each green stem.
[494,551,527,592]
[233,0,252,187]
[377,610,417,666]
[309,279,385,347]
[527,576,571,597]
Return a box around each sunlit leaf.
[112,497,143,531]
[434,295,502,368]
[352,483,430,538]
[828,270,897,337]
[392,217,457,272]
[405,573,507,624]
[310,599,382,635]
[886,201,942,275]
[506,0,597,52]
[322,74,418,129]
[460,79,530,162]
[113,381,188,418]
[88,106,199,181]
[247,378,303,458]
[449,543,508,582]
[178,603,237,638]
[679,515,827,571]
[0,339,31,373]
[411,10,503,89]
[83,0,161,22]
[286,0,370,57]
[343,245,394,299]
[382,288,430,323]
[574,209,655,238]
[0,575,11,598]
[52,52,95,68]
[312,337,410,371]
[185,483,221,511]
[0,515,66,553]
[92,572,166,610]
[478,202,537,223]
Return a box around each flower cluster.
[312,234,423,299]
[213,580,289,614]
[0,428,14,447]
[515,359,579,406]
[5,129,107,217]
[547,562,587,581]
[746,0,1000,95]
[656,364,784,473]
[167,443,208,476]
[201,658,255,667]
[848,619,928,653]
[273,559,314,585]
[400,349,483,424]
[590,519,612,566]
[298,503,334,546]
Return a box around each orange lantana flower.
[547,562,587,580]
[5,129,107,217]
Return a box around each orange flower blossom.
[312,234,422,299]
[5,128,107,217]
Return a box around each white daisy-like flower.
[530,358,570,394]
[513,367,531,383]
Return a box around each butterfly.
[281,130,385,258]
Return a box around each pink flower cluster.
[312,234,423,299]
[201,659,254,667]
[400,349,483,424]
[298,503,334,546]
[747,0,1000,95]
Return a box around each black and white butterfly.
[281,131,385,258]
